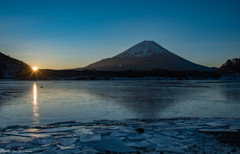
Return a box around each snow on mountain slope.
[115,40,170,58]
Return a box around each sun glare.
[32,66,38,71]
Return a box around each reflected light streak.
[32,83,40,124]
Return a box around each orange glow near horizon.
[32,66,38,71]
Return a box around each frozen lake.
[0,80,240,127]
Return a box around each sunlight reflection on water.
[32,83,39,124]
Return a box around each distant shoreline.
[0,69,225,80]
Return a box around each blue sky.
[0,0,239,69]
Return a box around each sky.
[0,0,239,69]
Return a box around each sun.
[32,66,38,71]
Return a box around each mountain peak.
[141,40,156,43]
[115,40,170,58]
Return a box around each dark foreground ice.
[0,118,240,153]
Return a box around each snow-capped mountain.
[82,41,213,71]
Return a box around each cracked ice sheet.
[0,118,240,153]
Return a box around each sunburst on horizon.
[32,66,38,71]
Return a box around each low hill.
[0,52,31,78]
[217,58,240,74]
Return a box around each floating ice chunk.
[5,141,27,149]
[51,132,70,137]
[57,143,75,150]
[110,131,127,137]
[89,139,136,153]
[38,127,75,133]
[42,142,59,147]
[59,138,76,146]
[17,133,51,138]
[125,140,151,148]
[20,128,39,133]
[151,122,168,127]
[56,147,82,154]
[141,133,152,138]
[125,142,144,148]
[140,140,152,147]
[158,145,187,153]
[127,133,145,140]
[115,126,137,134]
[80,134,101,142]
[23,147,43,153]
[48,121,77,126]
[79,146,98,154]
[185,131,194,135]
[0,136,27,141]
[206,122,228,127]
[73,128,93,136]
[93,129,112,136]
[41,147,59,154]
[2,130,44,139]
[155,144,168,151]
[175,135,185,139]
[177,125,201,129]
[155,144,187,153]
[160,125,201,130]
[151,134,178,144]
[35,137,57,146]
[160,130,179,136]
[146,137,162,145]
[2,130,20,136]
[55,149,80,154]
[3,125,27,132]
[114,137,125,140]
[199,129,238,133]
[229,124,240,130]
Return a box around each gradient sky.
[0,0,239,69]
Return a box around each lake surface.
[0,80,240,128]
